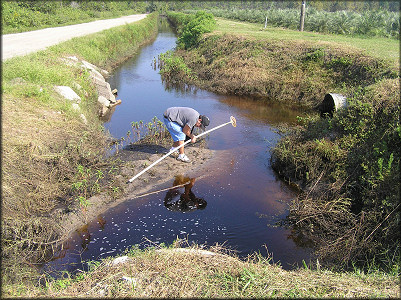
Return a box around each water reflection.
[99,105,117,123]
[69,216,108,254]
[97,215,107,230]
[219,95,306,126]
[164,175,207,213]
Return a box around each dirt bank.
[57,141,216,239]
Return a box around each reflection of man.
[97,215,107,230]
[164,175,207,213]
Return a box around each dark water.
[44,18,312,275]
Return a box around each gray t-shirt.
[164,107,199,128]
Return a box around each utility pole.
[299,0,306,31]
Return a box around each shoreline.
[56,143,216,241]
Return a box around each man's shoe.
[176,154,190,163]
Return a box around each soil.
[56,140,216,240]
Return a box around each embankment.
[2,12,162,288]
[160,14,400,270]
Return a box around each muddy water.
[45,18,312,274]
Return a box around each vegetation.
[162,14,398,109]
[113,116,170,153]
[272,78,400,270]
[167,11,216,49]
[191,6,399,39]
[211,17,400,65]
[164,0,400,13]
[4,1,399,39]
[2,2,400,298]
[2,11,159,293]
[4,242,399,298]
[159,1,401,39]
[1,1,149,34]
[160,12,400,273]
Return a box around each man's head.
[198,115,210,130]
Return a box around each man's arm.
[182,124,196,143]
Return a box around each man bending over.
[163,107,210,162]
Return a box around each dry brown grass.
[11,242,397,298]
[1,89,109,285]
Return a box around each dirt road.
[2,14,147,61]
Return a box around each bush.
[168,11,216,49]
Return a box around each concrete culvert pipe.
[319,93,347,117]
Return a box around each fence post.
[299,0,306,31]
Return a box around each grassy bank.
[160,13,400,272]
[162,14,398,109]
[213,18,400,67]
[3,242,399,298]
[2,12,159,293]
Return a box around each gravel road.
[2,14,147,61]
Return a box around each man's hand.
[191,135,197,143]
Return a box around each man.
[163,107,210,162]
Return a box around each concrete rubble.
[58,56,121,121]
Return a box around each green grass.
[214,18,399,67]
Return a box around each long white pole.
[127,117,235,183]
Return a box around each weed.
[127,116,170,149]
[158,50,197,83]
[303,48,326,62]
